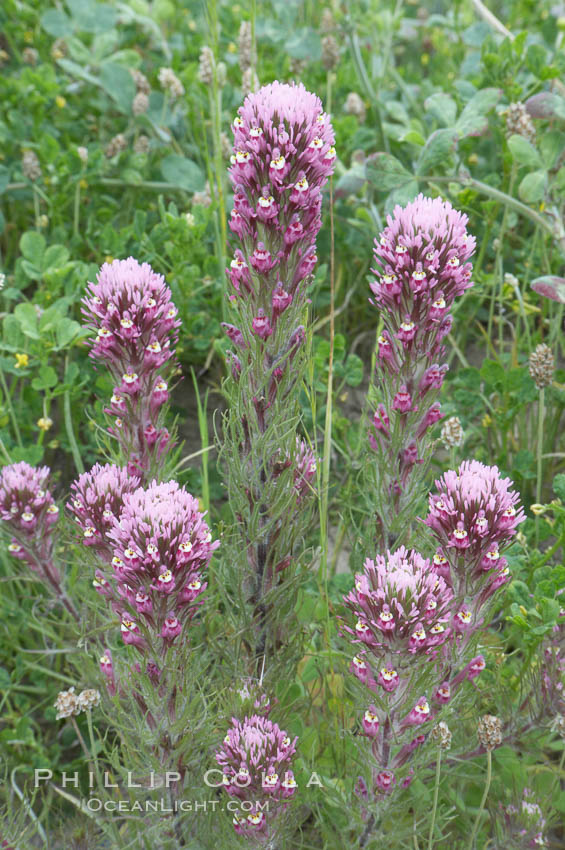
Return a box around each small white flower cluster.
[0,272,6,291]
[54,686,101,719]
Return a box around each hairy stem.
[467,749,492,850]
[427,746,442,850]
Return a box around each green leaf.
[344,354,363,387]
[479,358,505,388]
[56,57,101,87]
[553,473,565,501]
[31,365,58,391]
[334,165,366,198]
[10,445,44,465]
[40,8,74,37]
[39,304,67,333]
[455,88,500,137]
[513,449,535,478]
[424,92,457,126]
[285,28,321,61]
[66,0,117,33]
[20,260,43,281]
[55,318,83,349]
[0,165,10,196]
[14,303,40,340]
[366,153,412,190]
[19,231,46,267]
[43,244,70,270]
[518,170,547,203]
[400,130,426,146]
[160,155,205,193]
[525,43,548,78]
[416,129,457,174]
[507,134,542,168]
[99,62,136,114]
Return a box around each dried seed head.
[130,68,150,95]
[133,134,150,155]
[345,92,366,122]
[54,687,80,719]
[193,181,212,207]
[77,689,101,711]
[105,134,127,158]
[158,67,184,98]
[242,67,259,95]
[22,150,41,181]
[198,47,214,86]
[505,102,536,144]
[289,58,308,78]
[221,132,232,159]
[132,91,149,115]
[431,721,452,751]
[51,38,67,60]
[477,714,502,751]
[23,47,38,66]
[321,9,335,33]
[238,21,255,72]
[216,61,227,88]
[441,415,464,449]
[321,35,340,71]
[529,343,554,390]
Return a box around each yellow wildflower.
[55,95,66,108]
[15,353,29,369]
[37,417,53,431]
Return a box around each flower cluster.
[367,196,476,526]
[216,714,298,837]
[497,789,547,848]
[293,438,317,503]
[426,460,525,599]
[82,258,180,479]
[94,480,219,651]
[67,463,140,557]
[342,547,467,788]
[0,462,61,587]
[220,82,334,668]
[225,81,335,341]
[343,461,524,797]
[54,686,101,719]
[371,194,475,369]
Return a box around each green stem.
[319,181,335,585]
[191,369,210,516]
[33,185,40,227]
[535,387,545,544]
[427,746,442,850]
[0,367,23,447]
[73,181,81,238]
[467,749,492,850]
[64,358,85,475]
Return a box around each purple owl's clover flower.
[425,460,525,602]
[367,195,476,526]
[68,469,219,660]
[67,463,140,558]
[0,462,78,619]
[82,258,180,480]
[106,480,218,652]
[223,80,335,360]
[216,714,298,837]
